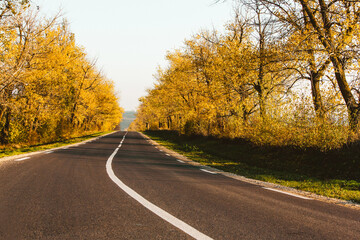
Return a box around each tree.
[257,0,360,130]
[0,4,123,145]
[0,0,29,19]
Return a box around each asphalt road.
[0,131,359,239]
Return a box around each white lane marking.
[200,169,217,175]
[44,151,54,154]
[263,188,312,200]
[177,160,185,163]
[106,132,213,240]
[15,157,30,162]
[165,154,170,156]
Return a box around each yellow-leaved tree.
[0,3,123,146]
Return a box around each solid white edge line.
[200,169,217,175]
[15,157,30,161]
[106,132,213,240]
[165,154,170,156]
[44,151,54,154]
[177,160,185,163]
[263,187,312,200]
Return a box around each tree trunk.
[348,106,360,132]
[310,70,325,120]
[256,7,267,121]
[330,56,359,131]
[0,108,11,145]
[242,104,248,124]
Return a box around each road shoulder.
[0,131,117,164]
[140,132,360,210]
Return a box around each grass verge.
[0,131,114,158]
[144,130,360,204]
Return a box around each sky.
[33,0,235,111]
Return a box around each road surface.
[0,131,359,239]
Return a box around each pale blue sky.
[34,0,235,111]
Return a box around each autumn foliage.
[0,1,123,146]
[132,0,360,150]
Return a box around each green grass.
[0,131,114,158]
[144,130,360,204]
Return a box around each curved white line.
[263,187,312,200]
[106,132,213,240]
[15,157,30,161]
[200,169,217,175]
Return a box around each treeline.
[132,0,360,150]
[0,1,123,146]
